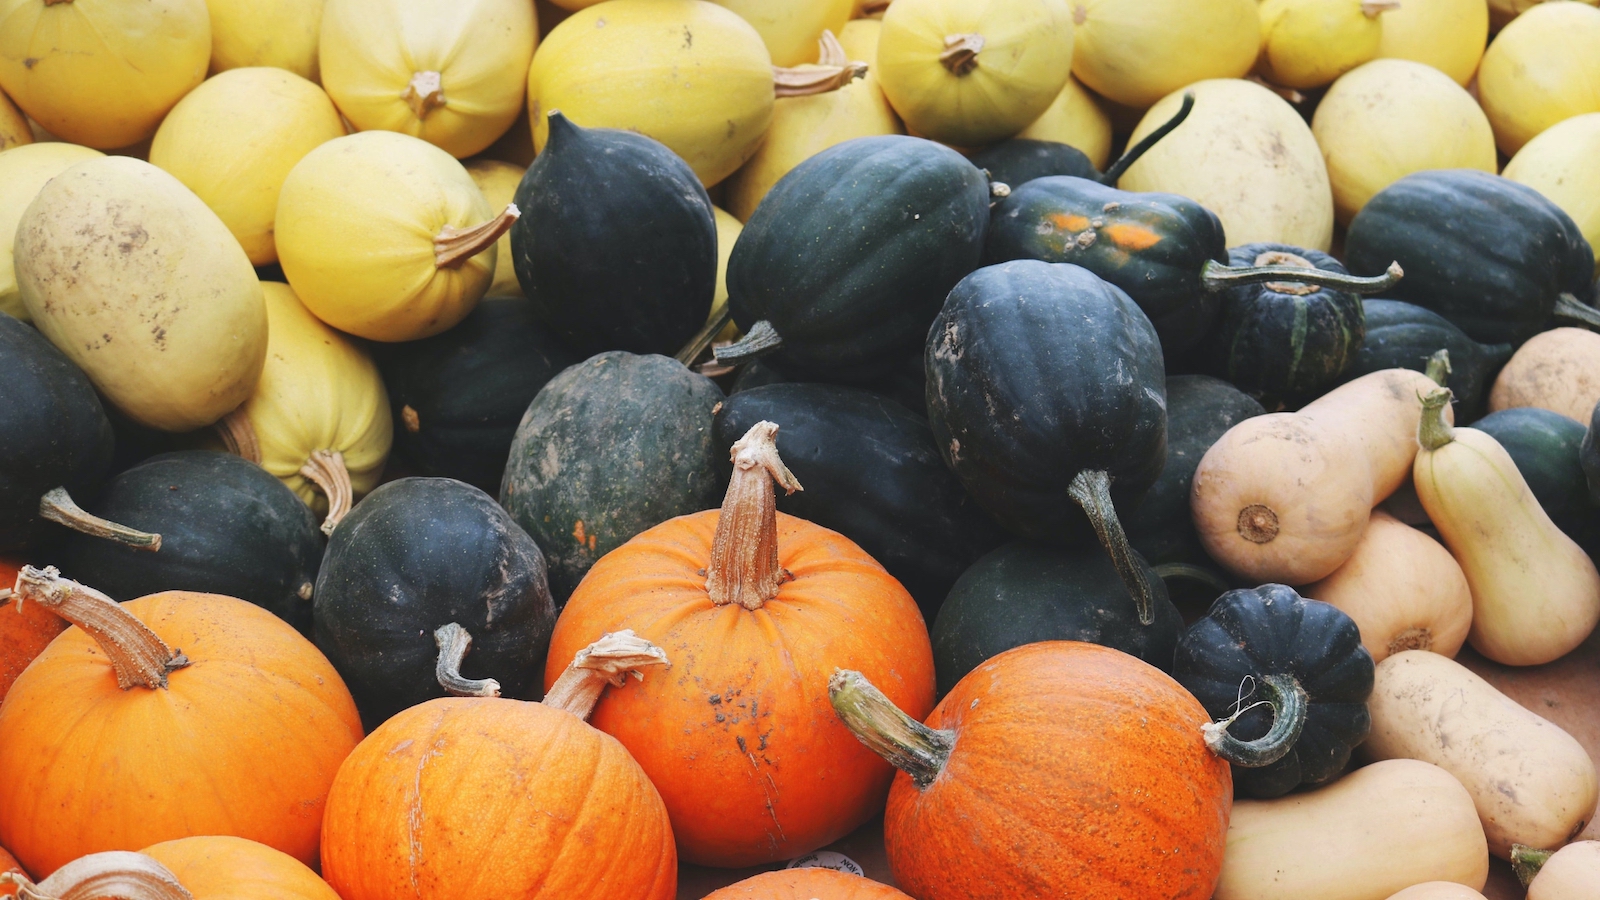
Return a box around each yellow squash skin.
[1257,0,1392,90]
[465,159,526,298]
[275,131,500,343]
[1312,59,1496,225]
[876,0,1075,147]
[0,0,211,149]
[1121,79,1334,250]
[321,0,537,159]
[1478,1,1600,157]
[713,0,855,66]
[528,0,777,187]
[1014,74,1112,170]
[710,205,742,343]
[837,17,884,65]
[0,142,104,321]
[149,68,346,267]
[1490,0,1599,30]
[1526,841,1600,900]
[1504,113,1600,279]
[1071,0,1261,109]
[1216,759,1489,900]
[1375,0,1488,86]
[0,87,27,151]
[17,157,268,432]
[204,0,325,81]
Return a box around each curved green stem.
[1554,292,1600,330]
[1202,673,1308,767]
[1417,388,1455,451]
[674,305,735,367]
[712,319,783,366]
[1510,844,1554,887]
[1067,469,1154,625]
[1200,259,1403,295]
[829,670,954,790]
[39,487,161,551]
[1099,91,1194,185]
[1424,348,1451,387]
[1152,562,1230,596]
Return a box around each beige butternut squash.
[1488,328,1600,425]
[1514,841,1600,900]
[1384,884,1487,900]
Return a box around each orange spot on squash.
[573,520,587,544]
[1047,213,1090,232]
[1103,223,1161,251]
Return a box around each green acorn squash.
[969,92,1194,190]
[1347,299,1514,424]
[1584,402,1600,505]
[1474,407,1598,554]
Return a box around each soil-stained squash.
[1013,74,1112,170]
[464,159,524,297]
[0,143,102,321]
[0,567,362,876]
[204,0,325,81]
[150,68,344,266]
[1489,329,1600,425]
[1505,114,1600,280]
[1071,0,1260,108]
[713,0,855,66]
[0,559,64,704]
[276,131,512,342]
[704,868,912,899]
[1256,0,1399,90]
[1475,407,1599,552]
[17,156,267,432]
[1120,79,1334,251]
[1515,841,1600,900]
[0,88,26,151]
[142,836,341,900]
[1376,0,1487,86]
[0,0,209,149]
[1477,2,1600,157]
[320,0,536,159]
[1347,300,1513,424]
[501,352,726,602]
[1313,60,1496,226]
[1302,511,1473,663]
[1216,759,1488,900]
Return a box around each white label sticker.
[785,851,864,876]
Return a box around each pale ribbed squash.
[1014,74,1112,170]
[1478,2,1600,157]
[0,0,210,149]
[149,68,345,266]
[1071,0,1261,109]
[0,88,25,152]
[711,206,742,343]
[1312,59,1496,225]
[714,0,856,66]
[0,142,104,321]
[1375,0,1488,86]
[1489,0,1599,30]
[321,0,537,159]
[1257,0,1399,90]
[465,159,526,298]
[204,0,325,81]
[1504,112,1600,278]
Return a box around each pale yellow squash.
[876,0,1075,147]
[204,0,325,81]
[1312,59,1496,225]
[1014,74,1113,170]
[1488,328,1600,424]
[713,0,856,66]
[710,205,742,343]
[838,17,885,65]
[149,68,345,266]
[1375,0,1488,86]
[1385,884,1487,900]
[1520,842,1600,900]
[16,157,267,431]
[1071,0,1261,109]
[0,86,26,151]
[1121,79,1334,250]
[321,0,537,159]
[465,159,527,298]
[1478,1,1600,157]
[1257,0,1398,90]
[1490,0,1599,30]
[0,142,103,321]
[276,131,511,342]
[1504,113,1600,278]
[0,0,210,149]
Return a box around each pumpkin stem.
[675,305,735,367]
[1199,259,1403,295]
[1152,562,1231,596]
[543,630,669,721]
[1510,844,1554,886]
[433,623,501,698]
[772,60,868,98]
[0,851,194,900]
[1202,673,1309,767]
[12,565,190,691]
[299,449,353,536]
[402,70,447,120]
[1099,91,1195,185]
[1554,292,1600,331]
[38,487,162,552]
[829,669,954,790]
[1360,0,1401,16]
[214,407,263,464]
[1416,388,1456,452]
[1424,348,1451,386]
[1066,469,1155,625]
[712,319,783,366]
[435,204,520,269]
[706,421,803,610]
[938,34,985,76]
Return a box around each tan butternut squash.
[1413,389,1600,665]
[1365,650,1599,858]
[1488,328,1600,425]
[1302,511,1473,663]
[1514,841,1600,900]
[1216,759,1489,900]
[1384,884,1487,900]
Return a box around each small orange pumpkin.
[704,868,914,899]
[141,835,341,900]
[0,558,64,702]
[545,420,937,867]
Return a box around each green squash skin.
[378,298,580,494]
[1345,170,1595,346]
[734,350,929,418]
[510,113,716,357]
[1207,243,1365,408]
[1347,300,1513,424]
[314,477,556,730]
[931,541,1182,696]
[984,176,1226,360]
[727,135,990,383]
[1583,401,1600,506]
[969,139,1099,190]
[500,352,726,603]
[1474,408,1599,554]
[54,451,324,636]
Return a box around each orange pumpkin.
[0,558,64,702]
[0,567,363,876]
[141,836,340,900]
[0,844,24,899]
[704,868,913,899]
[831,641,1234,900]
[546,421,937,867]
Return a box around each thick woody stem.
[435,204,520,269]
[1,851,194,900]
[402,71,447,119]
[773,61,868,97]
[38,487,161,552]
[214,408,262,464]
[299,449,353,536]
[542,630,669,720]
[12,566,190,691]
[1425,349,1452,386]
[1510,845,1554,886]
[1417,389,1456,452]
[705,421,803,610]
[830,670,954,790]
[433,623,501,697]
[817,30,847,67]
[939,34,985,75]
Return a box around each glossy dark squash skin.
[1348,300,1513,423]
[54,451,324,635]
[1174,585,1374,799]
[314,477,556,729]
[1345,170,1598,346]
[712,383,1006,622]
[732,350,930,418]
[500,351,726,602]
[1475,408,1598,553]
[969,139,1098,190]
[931,541,1182,696]
[377,298,580,493]
[510,112,716,356]
[1583,401,1600,506]
[0,316,114,552]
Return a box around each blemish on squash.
[401,405,421,432]
[573,520,587,545]
[1237,504,1280,543]
[1047,213,1090,232]
[1104,224,1161,251]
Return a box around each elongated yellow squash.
[1072,0,1261,109]
[1375,0,1488,86]
[713,0,855,66]
[1477,2,1600,157]
[1504,113,1600,279]
[1257,0,1398,90]
[465,159,526,298]
[0,142,104,321]
[204,0,325,81]
[1014,75,1112,171]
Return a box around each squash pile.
[4,0,1600,898]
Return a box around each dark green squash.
[711,382,1005,622]
[1474,407,1598,554]
[970,92,1194,191]
[377,297,580,493]
[510,112,716,357]
[1345,170,1600,346]
[313,477,556,729]
[714,135,990,383]
[1173,584,1375,799]
[499,351,726,602]
[930,541,1182,696]
[53,451,324,636]
[1583,400,1600,506]
[1346,299,1513,423]
[731,351,929,418]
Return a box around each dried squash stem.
[12,565,190,691]
[705,421,803,610]
[543,630,669,720]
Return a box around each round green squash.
[1474,407,1598,554]
[1583,401,1600,506]
[1347,299,1514,423]
[969,92,1194,191]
